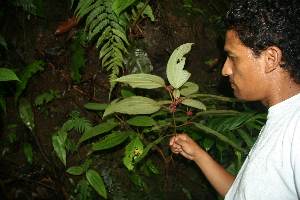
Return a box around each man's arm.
[170,134,235,198]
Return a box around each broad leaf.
[181,99,206,110]
[78,122,118,144]
[180,82,199,96]
[84,102,108,110]
[12,0,47,18]
[134,136,166,164]
[121,85,135,98]
[114,74,165,89]
[65,138,78,153]
[92,131,130,151]
[23,142,34,164]
[61,120,74,132]
[18,98,35,132]
[0,35,8,50]
[124,48,153,74]
[237,129,255,149]
[0,68,20,81]
[86,170,107,199]
[127,116,156,126]
[67,166,85,175]
[112,0,136,16]
[124,137,143,170]
[195,110,240,116]
[15,60,45,103]
[166,43,193,89]
[103,96,161,117]
[52,131,66,166]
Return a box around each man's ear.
[264,46,283,73]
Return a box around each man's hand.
[169,133,204,161]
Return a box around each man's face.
[222,30,269,101]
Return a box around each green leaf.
[81,159,93,172]
[92,131,130,151]
[23,142,34,164]
[124,137,144,170]
[194,123,245,153]
[136,2,155,21]
[189,93,239,102]
[84,103,108,110]
[18,98,35,132]
[121,85,135,98]
[237,129,255,149]
[103,96,161,117]
[70,31,86,82]
[180,82,199,96]
[134,136,166,164]
[145,158,160,174]
[181,99,206,110]
[208,112,254,132]
[15,60,45,103]
[52,131,66,166]
[76,179,90,200]
[0,35,9,51]
[0,95,6,113]
[125,170,147,189]
[166,43,193,89]
[12,0,47,18]
[58,129,68,144]
[67,166,85,175]
[203,137,215,151]
[61,120,74,132]
[195,110,240,116]
[124,48,153,74]
[112,0,136,16]
[114,74,165,89]
[127,116,156,126]
[65,138,78,153]
[35,92,54,106]
[78,122,118,144]
[86,170,107,199]
[111,28,129,45]
[0,68,20,81]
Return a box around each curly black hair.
[223,0,300,84]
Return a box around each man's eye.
[228,56,234,60]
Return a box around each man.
[170,0,300,199]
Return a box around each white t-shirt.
[225,93,300,200]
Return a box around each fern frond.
[96,26,111,48]
[104,0,114,10]
[101,51,113,66]
[106,58,123,70]
[89,19,109,41]
[99,41,113,58]
[108,66,119,99]
[113,42,128,53]
[119,13,131,30]
[75,0,96,19]
[112,28,129,44]
[70,30,86,82]
[86,5,105,25]
[112,47,124,62]
[110,21,126,34]
[73,117,92,133]
[69,110,92,133]
[107,13,118,22]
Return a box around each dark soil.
[0,0,232,199]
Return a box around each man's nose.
[222,58,232,76]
